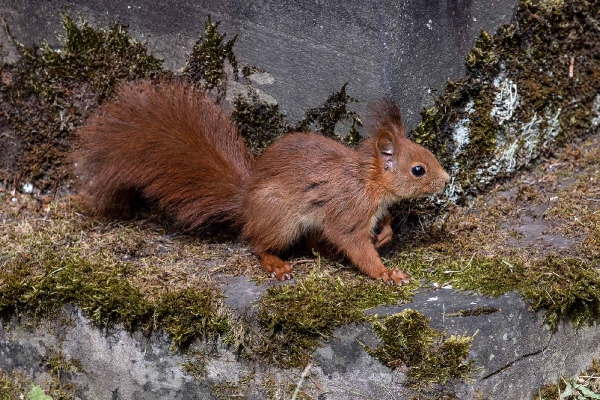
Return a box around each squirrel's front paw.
[379,269,410,285]
[259,253,295,281]
[270,262,294,281]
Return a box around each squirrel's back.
[75,80,252,228]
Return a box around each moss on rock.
[255,268,413,368]
[411,0,600,206]
[365,309,475,390]
[0,12,163,190]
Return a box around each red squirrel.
[75,80,450,285]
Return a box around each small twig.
[291,362,313,400]
[544,288,556,305]
[383,385,398,400]
[569,56,574,78]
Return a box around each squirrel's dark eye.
[411,165,426,177]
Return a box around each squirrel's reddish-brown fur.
[75,80,450,285]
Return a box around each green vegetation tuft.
[184,15,238,97]
[0,251,152,329]
[365,309,475,389]
[156,287,231,349]
[0,369,29,400]
[256,269,413,368]
[233,82,364,154]
[1,11,163,189]
[232,89,291,153]
[15,12,163,102]
[294,82,363,145]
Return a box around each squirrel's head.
[365,100,450,200]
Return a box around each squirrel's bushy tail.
[75,80,252,229]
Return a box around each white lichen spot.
[453,118,471,156]
[489,137,519,175]
[490,77,519,124]
[543,107,561,145]
[452,100,475,157]
[591,94,600,127]
[21,182,34,194]
[521,113,543,161]
[426,19,433,30]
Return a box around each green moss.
[408,0,600,206]
[156,287,231,349]
[0,350,81,400]
[184,15,238,97]
[533,359,600,400]
[465,30,500,77]
[365,309,475,389]
[233,82,363,154]
[15,12,163,102]
[43,348,81,399]
[232,89,291,153]
[0,248,232,349]
[256,269,413,368]
[1,11,163,189]
[0,369,30,400]
[445,307,500,317]
[294,82,362,142]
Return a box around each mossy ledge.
[410,0,600,207]
[0,249,231,349]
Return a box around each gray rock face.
[0,309,216,399]
[0,0,517,130]
[3,289,599,400]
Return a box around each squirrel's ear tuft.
[366,99,406,138]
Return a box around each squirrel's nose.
[442,170,450,184]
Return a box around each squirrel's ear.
[376,133,395,171]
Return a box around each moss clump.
[233,82,363,154]
[0,350,81,400]
[14,12,163,102]
[232,89,291,153]
[294,82,363,146]
[0,12,163,190]
[156,287,231,349]
[43,348,81,399]
[445,307,500,317]
[256,269,412,368]
[0,251,152,329]
[184,15,238,97]
[0,369,30,400]
[365,309,475,389]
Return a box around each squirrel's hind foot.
[259,253,294,281]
